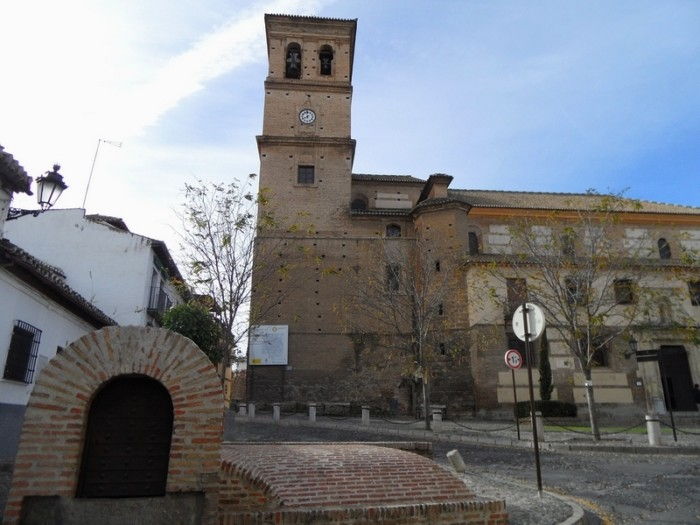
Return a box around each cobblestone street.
[228,417,700,524]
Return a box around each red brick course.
[219,443,507,523]
[3,327,223,525]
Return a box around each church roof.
[352,173,425,184]
[448,189,700,215]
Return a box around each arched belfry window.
[319,45,333,75]
[351,195,368,211]
[658,238,671,259]
[386,224,401,238]
[78,375,173,498]
[285,43,302,79]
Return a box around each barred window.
[386,264,400,291]
[3,321,42,383]
[297,165,315,184]
[468,232,479,255]
[614,279,635,304]
[689,281,700,306]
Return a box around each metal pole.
[82,139,102,208]
[512,368,520,440]
[522,302,543,497]
[658,358,678,443]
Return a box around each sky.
[2,0,699,265]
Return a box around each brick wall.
[3,326,223,525]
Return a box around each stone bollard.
[273,402,280,422]
[238,403,247,416]
[362,405,370,426]
[432,409,443,432]
[646,414,661,446]
[534,411,545,442]
[247,402,256,419]
[446,449,467,473]
[308,402,317,423]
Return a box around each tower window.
[658,238,671,259]
[297,165,315,184]
[468,232,479,255]
[614,279,635,304]
[319,45,333,75]
[351,196,367,211]
[386,224,401,237]
[285,43,302,79]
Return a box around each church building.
[248,14,700,417]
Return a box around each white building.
[5,209,184,326]
[1,147,115,461]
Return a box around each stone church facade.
[248,14,700,416]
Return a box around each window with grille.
[297,165,315,184]
[3,321,42,383]
[689,281,700,306]
[614,279,635,304]
[386,264,400,291]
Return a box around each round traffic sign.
[512,302,546,342]
[504,349,523,370]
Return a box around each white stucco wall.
[0,270,97,406]
[4,209,167,325]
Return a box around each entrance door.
[77,375,174,497]
[658,346,696,411]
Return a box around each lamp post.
[7,165,68,220]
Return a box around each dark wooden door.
[659,346,696,411]
[77,375,173,497]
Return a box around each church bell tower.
[257,14,357,231]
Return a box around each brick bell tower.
[248,15,358,401]
[256,14,357,231]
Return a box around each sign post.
[512,302,546,498]
[504,349,523,440]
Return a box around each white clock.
[299,109,316,124]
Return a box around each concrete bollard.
[362,405,370,426]
[534,411,545,442]
[273,402,280,422]
[432,409,443,432]
[247,402,256,419]
[446,449,467,473]
[646,414,661,446]
[308,402,317,423]
[238,404,247,416]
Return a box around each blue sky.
[2,0,699,254]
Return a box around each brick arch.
[4,326,223,524]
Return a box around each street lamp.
[625,336,638,359]
[7,164,68,220]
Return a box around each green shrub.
[162,302,222,364]
[516,400,577,418]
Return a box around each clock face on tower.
[299,109,316,124]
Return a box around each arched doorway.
[77,375,173,497]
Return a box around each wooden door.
[77,375,173,497]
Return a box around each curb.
[235,415,700,456]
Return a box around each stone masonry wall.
[3,326,223,525]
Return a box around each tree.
[478,191,697,440]
[176,176,284,379]
[341,239,467,429]
[162,302,222,364]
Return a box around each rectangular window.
[614,279,635,304]
[297,165,315,184]
[506,278,527,313]
[3,321,42,383]
[689,281,700,306]
[561,232,576,257]
[565,276,587,305]
[468,232,479,255]
[438,303,444,316]
[386,264,400,292]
